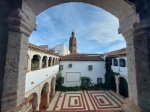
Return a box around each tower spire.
[71,31,75,38]
[69,31,77,53]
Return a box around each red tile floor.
[46,90,124,112]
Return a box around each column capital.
[29,55,33,60]
[122,29,134,42]
[7,1,36,37]
[123,21,150,42]
[115,76,119,84]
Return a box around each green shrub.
[56,73,63,90]
[56,86,81,92]
[80,76,92,90]
[104,57,116,90]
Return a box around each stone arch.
[40,82,50,94]
[50,77,56,97]
[1,0,150,111]
[40,82,50,110]
[119,77,129,98]
[26,92,39,110]
[25,0,135,18]
[31,54,41,70]
[42,56,47,68]
[48,57,52,67]
[25,0,140,34]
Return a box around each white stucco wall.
[25,65,59,93]
[111,56,128,76]
[28,48,59,59]
[54,44,70,56]
[111,66,128,76]
[60,61,106,87]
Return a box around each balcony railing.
[25,65,59,93]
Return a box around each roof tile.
[60,53,104,61]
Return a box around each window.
[113,59,118,66]
[119,59,126,67]
[69,64,72,68]
[59,65,63,70]
[97,78,102,84]
[88,65,93,70]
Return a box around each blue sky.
[29,3,126,54]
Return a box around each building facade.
[25,43,60,110]
[53,44,70,56]
[1,1,150,112]
[104,48,128,97]
[60,54,106,87]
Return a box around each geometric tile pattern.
[87,91,123,110]
[47,90,124,112]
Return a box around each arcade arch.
[0,0,150,112]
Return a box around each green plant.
[56,86,81,92]
[104,57,116,90]
[80,76,92,90]
[56,73,63,90]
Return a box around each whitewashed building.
[104,48,128,97]
[25,43,60,110]
[53,43,70,56]
[104,48,127,79]
[59,54,106,87]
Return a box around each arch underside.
[25,0,139,35]
[26,0,132,18]
[119,77,128,97]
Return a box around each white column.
[46,92,50,107]
[55,59,57,65]
[116,82,119,94]
[115,76,119,94]
[50,58,52,66]
[52,58,54,66]
[35,103,40,111]
[46,58,49,68]
[52,83,56,97]
[39,57,42,69]
[112,58,114,66]
[33,97,40,111]
[27,57,32,71]
[53,59,55,66]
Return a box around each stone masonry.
[0,0,150,112]
[0,0,36,111]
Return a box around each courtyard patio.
[47,90,124,112]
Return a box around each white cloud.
[29,2,126,53]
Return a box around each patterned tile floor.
[47,90,124,112]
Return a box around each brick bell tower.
[69,31,77,53]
